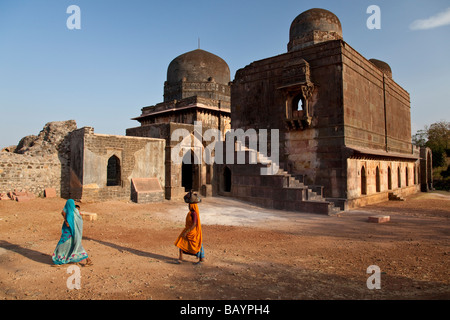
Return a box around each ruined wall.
[0,153,63,196]
[70,127,165,202]
[127,122,220,200]
[0,120,76,197]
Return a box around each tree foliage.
[412,120,450,168]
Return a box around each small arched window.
[292,93,305,118]
[107,155,121,186]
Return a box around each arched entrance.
[223,166,232,192]
[361,166,367,195]
[387,166,392,190]
[427,152,432,190]
[181,151,200,192]
[376,166,380,192]
[405,167,409,186]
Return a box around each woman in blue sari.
[52,199,92,266]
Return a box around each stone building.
[225,8,429,211]
[68,127,165,203]
[0,8,433,212]
[126,49,232,200]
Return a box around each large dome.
[288,8,343,52]
[167,49,230,85]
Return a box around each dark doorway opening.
[107,155,121,186]
[388,166,392,190]
[361,166,367,195]
[376,166,381,192]
[223,166,232,192]
[181,151,199,192]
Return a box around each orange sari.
[174,203,203,255]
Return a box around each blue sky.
[0,0,449,148]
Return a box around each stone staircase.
[388,191,405,201]
[228,146,343,215]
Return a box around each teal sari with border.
[52,199,88,265]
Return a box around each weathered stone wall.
[342,43,412,154]
[70,127,165,202]
[347,158,420,199]
[127,122,219,201]
[0,120,76,198]
[0,153,63,196]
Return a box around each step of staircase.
[388,192,405,201]
[228,147,343,215]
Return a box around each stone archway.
[181,151,201,192]
[223,166,232,192]
[361,166,367,195]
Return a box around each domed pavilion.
[127,48,231,199]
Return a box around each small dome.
[167,49,230,85]
[369,59,392,78]
[288,8,343,52]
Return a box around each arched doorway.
[427,152,432,190]
[223,166,232,192]
[361,166,367,195]
[387,166,392,190]
[107,155,121,186]
[181,151,200,192]
[405,167,409,186]
[397,166,401,188]
[376,166,380,192]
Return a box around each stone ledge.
[368,215,390,223]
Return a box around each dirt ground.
[0,191,449,300]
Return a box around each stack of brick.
[0,192,9,200]
[4,189,36,202]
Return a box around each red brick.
[44,188,57,198]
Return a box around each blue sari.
[52,199,88,265]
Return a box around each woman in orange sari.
[174,201,204,264]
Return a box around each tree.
[412,120,450,168]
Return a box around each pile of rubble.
[0,188,56,202]
[12,120,77,156]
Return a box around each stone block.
[80,212,97,221]
[15,193,35,202]
[44,188,57,198]
[0,193,10,200]
[131,178,164,203]
[368,215,390,223]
